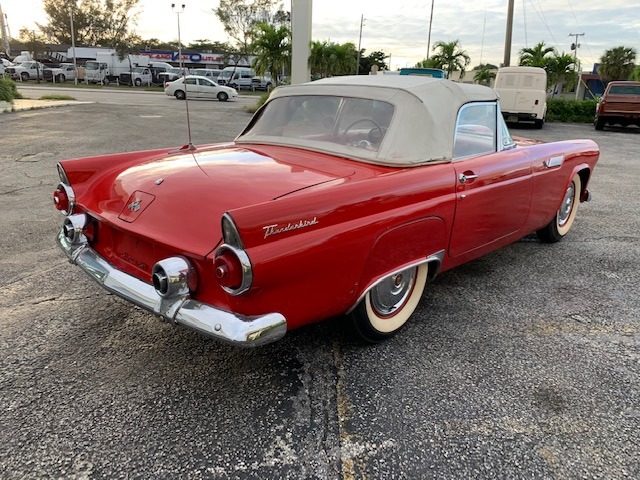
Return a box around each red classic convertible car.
[54,76,599,346]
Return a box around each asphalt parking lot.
[1,101,638,479]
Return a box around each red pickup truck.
[594,81,640,130]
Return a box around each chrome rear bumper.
[56,230,287,347]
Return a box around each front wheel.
[217,92,229,102]
[21,72,29,82]
[536,173,582,243]
[174,90,186,100]
[349,264,428,343]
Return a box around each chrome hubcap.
[558,182,575,226]
[370,267,417,316]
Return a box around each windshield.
[167,68,181,74]
[132,67,145,73]
[85,61,99,70]
[218,70,234,80]
[241,95,395,152]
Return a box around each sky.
[3,0,639,71]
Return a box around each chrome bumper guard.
[57,230,287,347]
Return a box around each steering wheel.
[343,118,384,144]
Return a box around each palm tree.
[473,64,497,86]
[518,41,555,68]
[308,41,331,79]
[308,41,357,78]
[415,57,441,69]
[252,23,290,86]
[429,40,470,78]
[546,53,576,97]
[598,46,637,82]
[329,42,357,76]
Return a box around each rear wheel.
[57,74,66,82]
[536,173,582,243]
[350,264,428,343]
[134,78,142,86]
[174,90,186,100]
[594,116,605,130]
[534,118,544,129]
[217,92,229,102]
[20,72,29,82]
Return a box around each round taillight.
[214,252,243,290]
[53,187,68,211]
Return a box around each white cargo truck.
[84,52,149,84]
[494,66,547,129]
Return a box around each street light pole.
[171,3,194,150]
[503,0,514,67]
[426,0,435,60]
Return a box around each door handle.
[458,173,478,184]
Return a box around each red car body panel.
[58,138,598,331]
[54,77,599,345]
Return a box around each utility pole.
[355,14,364,75]
[0,3,10,57]
[426,0,435,59]
[69,8,77,84]
[569,32,584,70]
[503,0,514,66]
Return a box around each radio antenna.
[172,3,195,151]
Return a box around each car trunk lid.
[91,144,355,257]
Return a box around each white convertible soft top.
[236,75,499,166]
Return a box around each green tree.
[473,64,496,86]
[546,52,576,97]
[38,0,140,48]
[252,23,290,85]
[18,29,46,83]
[308,41,357,78]
[429,40,470,78]
[308,40,331,78]
[358,50,388,74]
[134,38,181,51]
[630,65,640,81]
[598,46,637,82]
[518,41,555,68]
[415,57,441,69]
[187,40,233,53]
[214,0,277,63]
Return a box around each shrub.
[546,98,597,123]
[0,78,22,102]
[244,92,270,114]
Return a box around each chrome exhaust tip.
[151,257,195,298]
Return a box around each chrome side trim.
[57,229,286,347]
[347,249,445,314]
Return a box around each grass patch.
[39,94,77,101]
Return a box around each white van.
[494,66,547,128]
[217,66,272,91]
